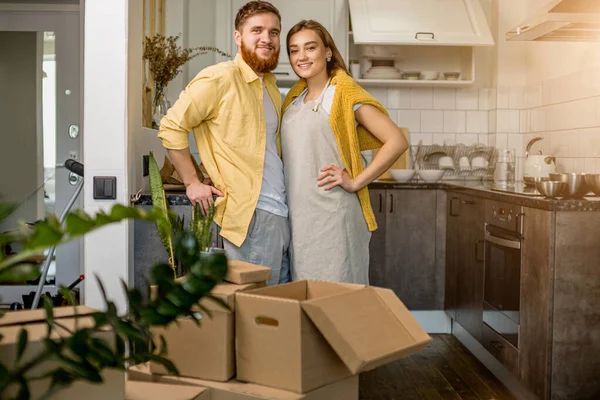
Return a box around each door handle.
[461,200,474,205]
[389,194,394,213]
[415,32,435,40]
[378,193,383,213]
[490,341,504,350]
[449,197,460,216]
[485,232,521,249]
[474,240,485,262]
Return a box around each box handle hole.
[255,316,279,327]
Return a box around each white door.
[0,7,82,305]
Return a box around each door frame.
[0,4,83,305]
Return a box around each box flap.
[126,380,209,400]
[225,260,271,284]
[301,287,431,374]
[0,306,97,328]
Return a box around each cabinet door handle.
[389,194,394,213]
[415,32,435,40]
[378,193,383,213]
[490,341,504,350]
[461,200,474,205]
[450,197,460,216]
[474,240,485,262]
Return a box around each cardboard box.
[128,363,358,400]
[236,280,431,393]
[225,260,271,284]
[126,380,209,399]
[0,306,125,400]
[149,281,264,381]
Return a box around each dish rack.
[410,143,497,181]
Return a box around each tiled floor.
[359,334,516,400]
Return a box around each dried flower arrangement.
[142,34,230,123]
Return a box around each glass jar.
[494,148,515,185]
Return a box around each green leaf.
[64,210,97,236]
[89,338,118,367]
[15,376,30,400]
[148,152,175,266]
[16,328,28,362]
[0,263,40,282]
[115,321,145,342]
[59,286,77,306]
[145,354,179,376]
[43,296,55,335]
[24,214,63,250]
[151,263,175,286]
[156,298,182,317]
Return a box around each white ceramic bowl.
[418,169,445,182]
[421,71,439,80]
[390,169,416,182]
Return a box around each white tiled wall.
[502,63,600,177]
[368,87,493,149]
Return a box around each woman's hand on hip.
[317,164,357,193]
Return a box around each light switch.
[93,176,117,200]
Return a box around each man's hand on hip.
[186,181,224,215]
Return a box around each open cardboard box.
[128,363,358,400]
[226,260,271,284]
[149,280,265,381]
[0,306,125,399]
[235,280,431,393]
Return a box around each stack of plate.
[362,66,402,79]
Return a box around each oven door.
[483,224,521,348]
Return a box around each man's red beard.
[240,41,280,74]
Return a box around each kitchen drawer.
[482,322,519,375]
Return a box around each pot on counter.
[523,137,555,182]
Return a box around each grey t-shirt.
[256,77,288,217]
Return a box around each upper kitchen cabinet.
[348,0,494,46]
[216,0,348,83]
[348,0,494,87]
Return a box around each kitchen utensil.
[418,169,445,182]
[444,72,461,81]
[494,149,515,184]
[523,136,556,178]
[438,156,454,169]
[390,169,416,182]
[584,173,600,195]
[536,181,566,199]
[421,71,439,80]
[549,173,590,198]
[403,71,421,80]
[524,176,549,187]
[471,156,487,169]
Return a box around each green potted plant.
[0,201,229,399]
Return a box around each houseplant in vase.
[143,33,230,128]
[0,201,229,399]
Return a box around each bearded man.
[157,1,290,285]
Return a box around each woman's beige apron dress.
[281,80,371,284]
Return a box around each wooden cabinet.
[218,0,348,83]
[445,191,485,342]
[368,188,444,310]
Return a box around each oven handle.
[485,231,521,249]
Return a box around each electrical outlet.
[69,151,78,160]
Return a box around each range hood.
[506,0,600,42]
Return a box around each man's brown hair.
[235,1,281,31]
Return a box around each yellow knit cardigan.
[282,69,386,231]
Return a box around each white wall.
[83,0,142,312]
[491,0,600,177]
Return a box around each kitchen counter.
[134,180,600,211]
[370,179,600,211]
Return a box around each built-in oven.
[483,200,523,361]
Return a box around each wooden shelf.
[356,78,474,88]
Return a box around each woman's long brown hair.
[286,19,351,77]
